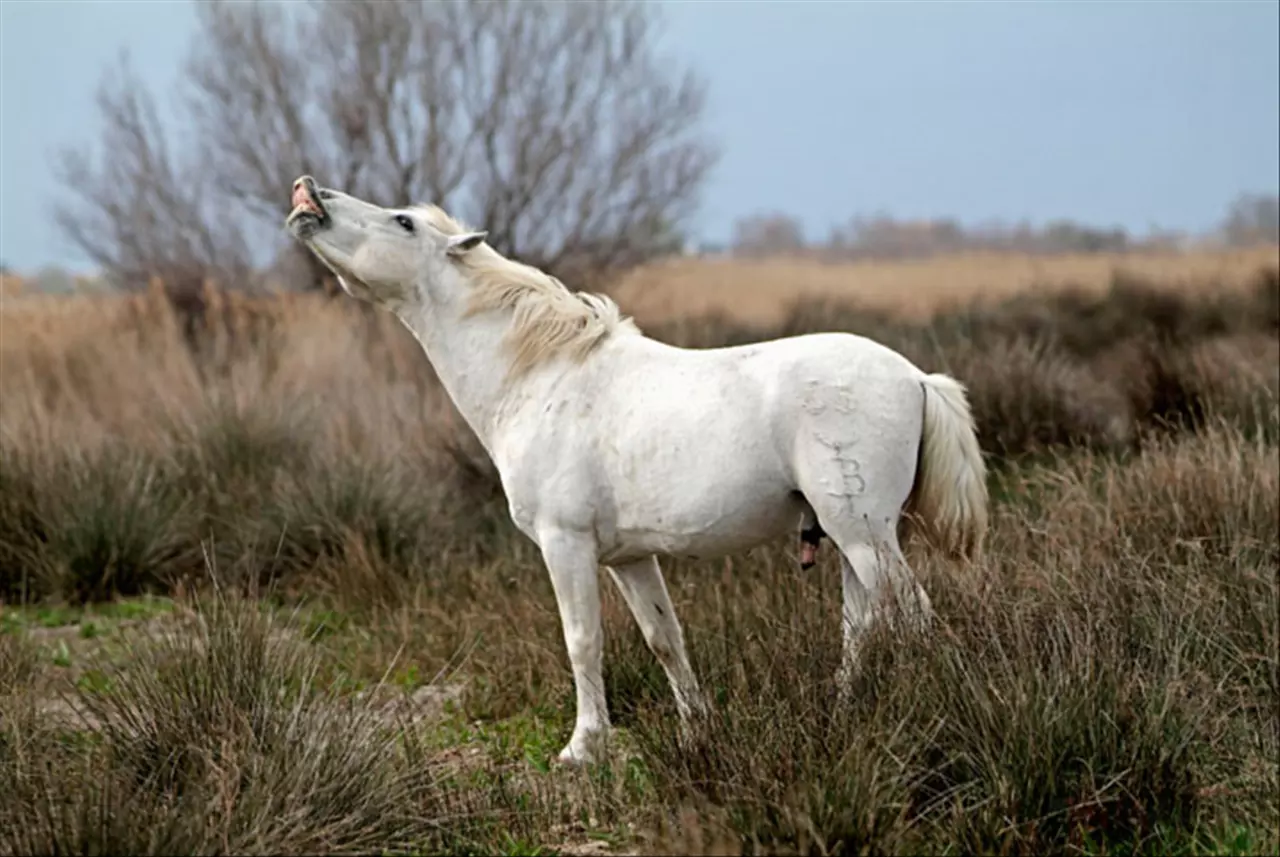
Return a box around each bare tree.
[52,55,255,295]
[57,0,717,293]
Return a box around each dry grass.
[1,255,1277,855]
[612,245,1280,325]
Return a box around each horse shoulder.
[492,375,610,541]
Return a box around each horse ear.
[446,231,487,256]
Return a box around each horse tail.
[907,373,989,560]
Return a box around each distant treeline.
[724,192,1280,261]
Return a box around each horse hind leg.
[832,531,932,686]
[794,444,933,685]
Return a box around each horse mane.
[414,204,640,377]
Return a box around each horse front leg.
[607,556,709,741]
[537,527,610,765]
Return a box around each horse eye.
[394,214,415,233]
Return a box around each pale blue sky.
[1,0,1277,273]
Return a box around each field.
[1,248,1278,855]
[611,246,1280,325]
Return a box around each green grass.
[1,594,174,633]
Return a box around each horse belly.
[601,469,803,564]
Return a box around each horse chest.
[492,435,599,538]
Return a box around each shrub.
[1,594,448,855]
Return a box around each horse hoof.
[554,738,605,768]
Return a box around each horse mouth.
[286,175,328,238]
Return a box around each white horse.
[285,176,989,765]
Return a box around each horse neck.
[393,289,524,455]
